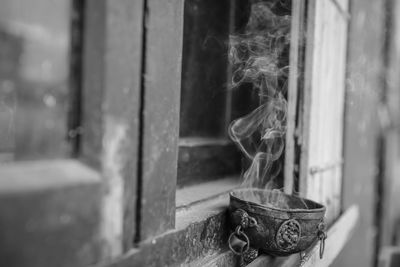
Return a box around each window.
[0,0,357,266]
[0,0,80,161]
[178,0,291,191]
[178,0,245,187]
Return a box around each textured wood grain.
[137,0,184,241]
[299,0,349,224]
[93,198,230,267]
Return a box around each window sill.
[194,205,359,267]
[0,159,102,267]
[95,178,358,267]
[0,159,100,194]
[176,176,240,209]
[96,178,238,267]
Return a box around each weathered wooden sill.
[95,179,358,267]
[96,178,239,267]
[0,160,102,267]
[176,176,239,209]
[95,205,231,266]
[190,205,359,267]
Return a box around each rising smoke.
[229,0,291,195]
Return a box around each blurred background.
[0,0,399,267]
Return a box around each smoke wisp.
[229,1,291,205]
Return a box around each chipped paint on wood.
[82,0,144,254]
[100,118,127,258]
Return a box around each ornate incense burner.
[228,189,327,262]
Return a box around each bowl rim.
[229,188,326,214]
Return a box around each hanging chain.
[317,222,327,259]
[228,209,259,265]
[228,226,250,255]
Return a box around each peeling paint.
[100,117,127,258]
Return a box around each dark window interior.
[178,0,254,187]
[178,0,291,188]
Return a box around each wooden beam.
[247,205,360,267]
[82,0,145,254]
[137,0,184,241]
[284,0,306,194]
[298,0,316,198]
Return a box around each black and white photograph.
[0,0,398,266]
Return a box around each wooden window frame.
[0,0,362,266]
[95,1,359,266]
[0,0,147,262]
[81,0,146,254]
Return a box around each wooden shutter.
[300,0,349,223]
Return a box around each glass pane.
[0,0,72,161]
[180,0,233,138]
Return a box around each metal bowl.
[229,188,326,256]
